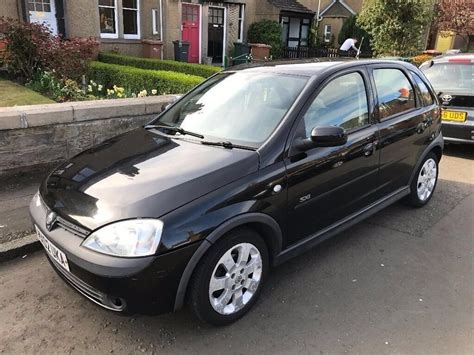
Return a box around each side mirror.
[294,126,347,151]
[161,95,182,112]
[161,103,171,112]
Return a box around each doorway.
[28,0,58,35]
[182,3,201,63]
[208,7,225,64]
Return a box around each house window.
[209,7,224,25]
[152,0,163,40]
[300,18,310,46]
[99,0,118,38]
[237,4,245,42]
[324,24,332,43]
[28,0,51,12]
[281,16,289,45]
[280,16,312,48]
[123,0,140,39]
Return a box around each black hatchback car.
[30,60,443,325]
[420,54,473,144]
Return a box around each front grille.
[47,255,125,312]
[55,217,90,239]
[442,95,474,108]
[49,255,105,301]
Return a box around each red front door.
[182,4,200,63]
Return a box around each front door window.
[302,72,369,135]
[28,0,58,35]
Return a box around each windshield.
[422,63,473,94]
[151,72,309,146]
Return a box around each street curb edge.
[0,234,42,263]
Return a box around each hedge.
[98,52,222,78]
[88,61,204,95]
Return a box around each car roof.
[429,53,474,64]
[226,58,417,76]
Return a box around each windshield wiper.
[144,124,204,139]
[201,140,257,151]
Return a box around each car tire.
[188,228,269,326]
[404,152,439,208]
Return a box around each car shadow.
[443,143,474,159]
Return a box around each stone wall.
[0,96,176,177]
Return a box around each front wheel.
[188,228,269,326]
[404,152,439,207]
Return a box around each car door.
[284,68,380,247]
[368,65,434,198]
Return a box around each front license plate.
[441,110,467,122]
[35,225,70,272]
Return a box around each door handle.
[423,115,433,127]
[363,142,375,157]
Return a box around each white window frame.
[324,24,331,43]
[99,0,119,39]
[123,0,141,40]
[237,4,245,43]
[152,0,163,40]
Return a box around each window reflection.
[155,72,308,145]
[302,72,369,136]
[373,69,415,119]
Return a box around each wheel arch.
[431,145,442,162]
[409,134,444,185]
[173,213,283,311]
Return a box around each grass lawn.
[0,78,54,107]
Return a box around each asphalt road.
[0,145,472,354]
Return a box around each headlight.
[82,219,163,257]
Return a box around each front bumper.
[441,110,474,144]
[30,194,201,315]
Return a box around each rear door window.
[373,68,416,120]
[411,72,434,106]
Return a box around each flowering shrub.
[0,17,98,82]
[26,70,89,102]
[41,36,98,80]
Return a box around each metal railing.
[281,46,372,59]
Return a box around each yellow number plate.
[441,110,467,122]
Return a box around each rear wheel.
[188,228,269,325]
[404,152,439,207]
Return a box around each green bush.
[88,61,204,95]
[247,20,282,58]
[98,52,221,79]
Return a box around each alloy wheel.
[417,158,437,201]
[208,243,263,315]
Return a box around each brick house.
[245,0,363,49]
[0,0,363,64]
[0,0,246,64]
[315,0,363,46]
